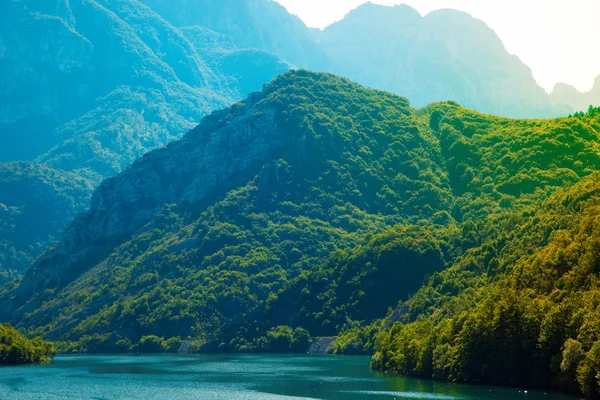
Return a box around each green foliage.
[0,162,94,281]
[236,326,311,353]
[0,323,55,365]
[10,72,454,351]
[136,335,183,353]
[329,320,382,355]
[372,176,600,396]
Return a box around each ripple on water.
[347,391,464,399]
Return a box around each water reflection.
[0,354,580,400]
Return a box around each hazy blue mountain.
[0,0,293,168]
[0,0,292,278]
[136,0,331,69]
[316,3,570,118]
[550,75,600,112]
[0,162,94,284]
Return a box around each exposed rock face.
[0,71,447,341]
[308,337,336,354]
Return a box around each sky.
[274,0,600,93]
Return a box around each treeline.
[372,175,600,397]
[571,105,600,118]
[0,323,55,365]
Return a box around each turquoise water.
[0,354,578,399]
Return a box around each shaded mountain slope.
[0,0,292,278]
[0,163,94,284]
[1,0,291,170]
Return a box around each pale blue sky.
[275,0,600,93]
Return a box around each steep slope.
[137,0,330,69]
[260,102,600,342]
[360,108,600,396]
[1,71,450,348]
[0,0,292,278]
[1,0,291,171]
[372,169,600,397]
[2,72,600,356]
[317,3,569,118]
[0,163,94,284]
[551,75,600,113]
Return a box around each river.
[0,354,579,399]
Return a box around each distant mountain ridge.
[315,2,571,118]
[551,75,600,113]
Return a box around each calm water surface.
[0,354,580,400]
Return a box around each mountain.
[372,171,600,396]
[1,0,292,169]
[3,0,594,281]
[3,72,600,367]
[136,0,331,69]
[0,0,292,279]
[551,75,600,113]
[316,3,569,118]
[1,71,447,347]
[0,162,94,284]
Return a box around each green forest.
[0,323,55,365]
[3,71,600,396]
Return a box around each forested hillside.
[0,163,94,283]
[2,73,600,388]
[0,0,292,280]
[372,171,600,397]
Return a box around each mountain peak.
[552,82,580,96]
[343,1,422,22]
